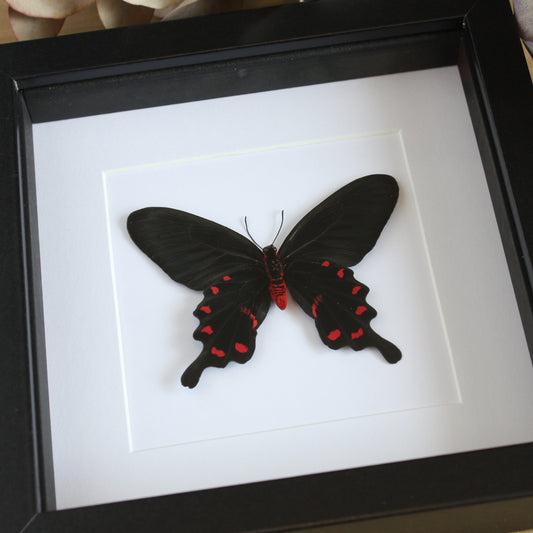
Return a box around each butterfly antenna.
[272,210,285,246]
[244,216,262,249]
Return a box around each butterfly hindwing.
[286,260,401,363]
[181,270,271,388]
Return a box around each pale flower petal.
[163,0,244,20]
[6,0,94,19]
[243,0,298,7]
[153,6,179,18]
[515,0,533,41]
[514,0,533,58]
[8,6,64,40]
[97,0,154,28]
[122,0,182,9]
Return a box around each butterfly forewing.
[127,207,263,290]
[279,174,399,268]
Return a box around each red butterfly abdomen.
[269,281,287,310]
[263,245,287,310]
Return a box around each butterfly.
[127,174,401,388]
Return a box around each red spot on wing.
[223,275,231,281]
[211,346,226,357]
[201,325,213,335]
[321,260,330,267]
[235,343,248,353]
[337,268,345,278]
[328,329,341,341]
[312,295,323,318]
[352,286,361,294]
[351,328,364,339]
[210,286,219,294]
[200,306,211,314]
[241,307,258,329]
[355,306,367,315]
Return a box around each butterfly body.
[262,245,287,310]
[127,175,402,388]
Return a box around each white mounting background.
[32,66,533,509]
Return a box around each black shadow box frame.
[1,0,533,531]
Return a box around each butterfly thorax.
[262,245,287,310]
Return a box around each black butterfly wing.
[281,175,401,363]
[127,208,271,387]
[279,174,399,266]
[182,273,271,388]
[127,207,264,290]
[286,260,401,363]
